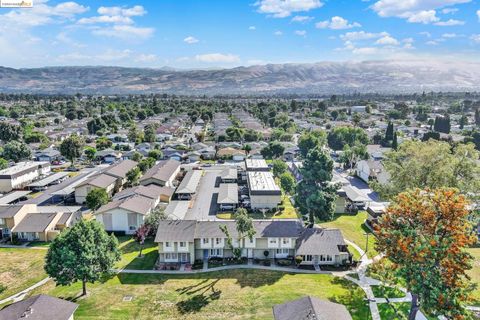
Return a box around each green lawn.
[26,270,368,320]
[371,285,405,299]
[115,236,159,270]
[217,196,299,220]
[467,246,480,306]
[378,303,411,320]
[318,211,378,259]
[0,248,47,301]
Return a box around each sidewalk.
[0,277,50,306]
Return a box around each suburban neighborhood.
[1,1,480,320]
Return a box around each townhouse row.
[154,219,351,266]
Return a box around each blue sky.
[0,0,479,68]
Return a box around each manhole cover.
[123,296,133,302]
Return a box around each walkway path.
[0,277,50,306]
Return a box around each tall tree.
[475,108,480,126]
[144,206,166,236]
[60,134,85,166]
[384,122,394,142]
[327,127,369,151]
[2,141,32,162]
[295,147,337,222]
[45,219,120,296]
[391,131,398,150]
[280,172,296,194]
[134,224,150,257]
[375,188,476,319]
[298,130,326,158]
[0,122,21,142]
[372,140,480,200]
[272,159,288,177]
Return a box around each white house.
[0,162,51,193]
[74,173,117,204]
[95,195,156,234]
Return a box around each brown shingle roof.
[96,195,155,216]
[140,159,180,184]
[12,212,60,233]
[77,173,117,189]
[103,159,138,179]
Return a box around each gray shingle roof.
[0,205,23,219]
[103,159,138,179]
[175,170,202,194]
[11,212,60,233]
[77,173,117,189]
[272,296,352,320]
[154,220,197,242]
[0,294,78,320]
[295,228,346,256]
[96,195,155,216]
[140,159,180,184]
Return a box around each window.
[210,249,222,256]
[215,238,222,245]
[203,238,209,244]
[276,249,289,254]
[305,255,312,262]
[269,238,277,244]
[320,255,326,261]
[282,238,289,245]
[165,253,177,260]
[179,241,186,248]
[129,226,136,231]
[165,242,171,248]
[326,255,332,262]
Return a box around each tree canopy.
[375,188,476,319]
[372,140,480,200]
[85,188,109,211]
[45,219,120,296]
[60,134,85,165]
[327,126,369,151]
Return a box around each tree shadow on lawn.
[329,277,369,318]
[117,269,285,288]
[176,279,222,314]
[123,249,159,270]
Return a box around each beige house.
[74,173,117,204]
[139,159,181,187]
[0,204,36,239]
[102,159,138,188]
[247,171,282,210]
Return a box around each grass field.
[115,236,159,270]
[0,248,47,301]
[318,211,378,259]
[26,270,368,320]
[216,195,299,220]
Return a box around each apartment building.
[0,162,51,193]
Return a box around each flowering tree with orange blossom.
[375,188,477,320]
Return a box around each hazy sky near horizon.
[1,0,480,68]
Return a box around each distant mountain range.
[1,60,480,95]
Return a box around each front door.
[247,249,253,259]
[203,249,209,260]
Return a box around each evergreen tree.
[392,131,398,150]
[475,108,480,126]
[384,122,394,142]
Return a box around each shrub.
[263,250,269,258]
[295,255,303,265]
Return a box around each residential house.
[155,220,349,265]
[0,294,78,320]
[95,195,157,234]
[217,147,246,161]
[34,148,61,163]
[356,160,389,184]
[74,173,117,204]
[139,159,181,187]
[11,211,67,242]
[295,228,350,266]
[351,105,367,113]
[0,204,36,239]
[113,184,175,205]
[272,296,352,320]
[102,159,138,188]
[220,168,237,183]
[96,149,122,164]
[0,162,51,193]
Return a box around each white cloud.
[248,26,256,30]
[254,0,323,18]
[442,33,458,38]
[371,0,470,25]
[134,53,157,63]
[353,47,379,55]
[477,10,480,21]
[375,35,399,45]
[315,16,361,30]
[0,1,88,27]
[340,31,388,41]
[426,40,440,45]
[78,15,133,24]
[56,31,84,47]
[471,34,480,43]
[434,19,465,25]
[419,31,432,37]
[291,15,313,23]
[372,0,471,17]
[441,8,459,14]
[195,53,240,63]
[294,30,307,36]
[407,10,439,24]
[274,30,283,36]
[97,5,146,17]
[93,25,154,39]
[184,36,199,44]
